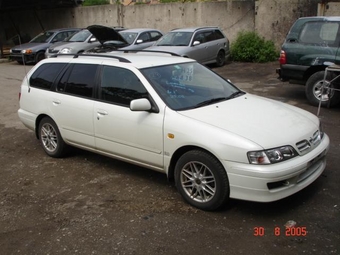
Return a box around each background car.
[147,26,230,67]
[119,28,163,51]
[10,28,80,64]
[277,16,340,107]
[45,26,127,58]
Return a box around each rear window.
[30,63,67,90]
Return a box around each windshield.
[156,32,193,46]
[68,29,92,42]
[30,31,55,43]
[141,62,242,110]
[119,32,137,45]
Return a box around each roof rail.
[50,53,131,63]
[119,49,181,57]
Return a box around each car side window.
[204,31,216,42]
[150,31,162,41]
[193,32,206,44]
[57,64,98,98]
[299,21,339,45]
[30,63,67,90]
[53,32,72,42]
[138,32,150,42]
[214,29,225,39]
[100,66,148,106]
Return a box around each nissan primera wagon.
[18,52,329,211]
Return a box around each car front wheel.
[38,117,67,158]
[35,52,45,63]
[175,150,229,211]
[305,71,340,107]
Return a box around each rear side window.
[214,30,225,39]
[30,63,67,90]
[57,64,98,98]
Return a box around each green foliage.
[230,31,279,63]
[82,0,110,6]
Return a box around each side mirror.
[136,39,143,44]
[193,41,200,46]
[130,98,152,111]
[90,37,97,43]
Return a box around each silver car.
[45,29,99,58]
[147,27,230,67]
[119,28,163,50]
[45,26,128,58]
[10,28,80,64]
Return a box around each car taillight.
[279,50,286,65]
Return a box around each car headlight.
[248,146,297,164]
[60,48,71,54]
[21,49,32,54]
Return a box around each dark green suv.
[277,16,340,107]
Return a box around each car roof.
[171,26,220,32]
[297,16,340,21]
[46,51,195,69]
[120,28,161,33]
[46,27,80,33]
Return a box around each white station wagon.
[18,52,330,211]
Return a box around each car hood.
[12,42,50,51]
[87,25,128,45]
[179,94,319,149]
[147,45,190,56]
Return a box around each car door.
[51,63,98,148]
[189,31,211,63]
[94,64,164,169]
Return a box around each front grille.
[12,50,21,54]
[296,130,321,155]
[296,140,311,153]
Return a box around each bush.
[82,0,110,6]
[230,31,278,63]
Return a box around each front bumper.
[222,133,330,202]
[10,53,35,63]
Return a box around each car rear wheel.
[215,50,225,67]
[38,117,67,158]
[175,150,229,211]
[305,71,340,107]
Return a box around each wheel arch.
[303,65,326,83]
[167,145,222,182]
[35,114,54,139]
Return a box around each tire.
[175,150,229,211]
[35,52,45,63]
[305,71,340,107]
[215,50,226,67]
[38,117,67,158]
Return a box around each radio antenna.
[15,34,30,93]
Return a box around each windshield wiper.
[194,97,227,108]
[193,92,245,108]
[225,91,245,99]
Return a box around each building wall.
[1,0,335,52]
